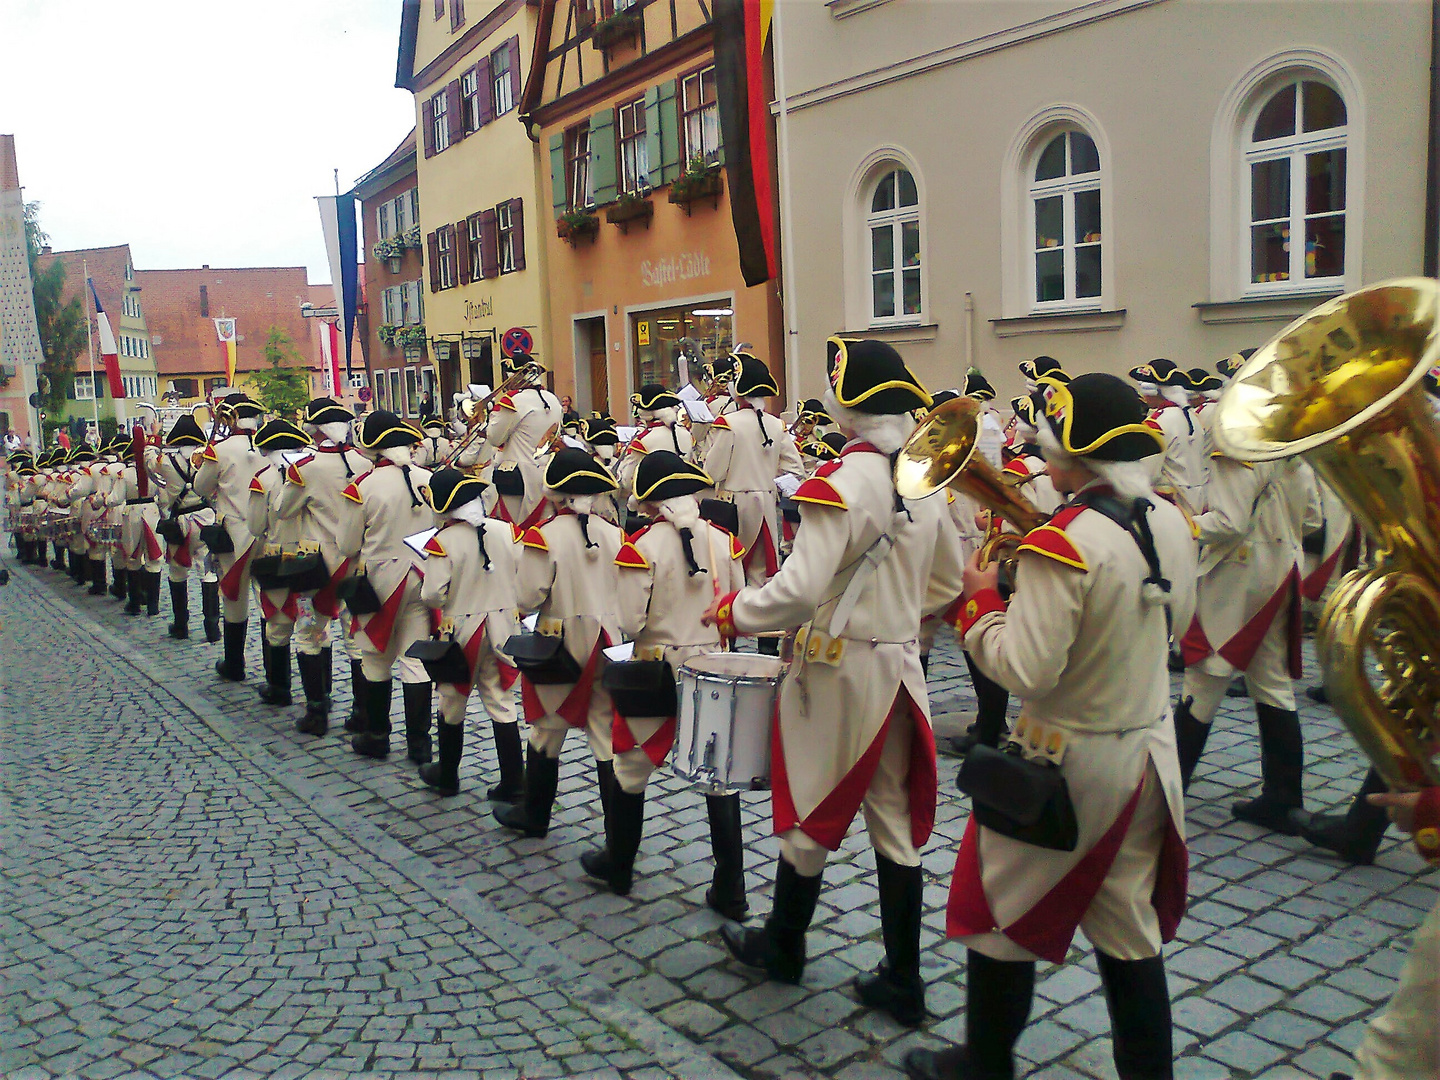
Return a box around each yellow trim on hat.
[1039,376,1163,457]
[826,336,934,410]
[633,465,714,503]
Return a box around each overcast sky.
[3,0,416,286]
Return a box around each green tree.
[247,326,311,418]
[25,202,87,413]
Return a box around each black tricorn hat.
[1019,355,1065,381]
[1039,373,1164,462]
[825,337,931,415]
[305,397,353,425]
[1186,368,1224,393]
[704,354,736,381]
[1217,349,1256,378]
[165,414,208,447]
[421,416,446,433]
[68,446,96,464]
[356,410,423,450]
[732,353,780,398]
[962,371,996,402]
[929,389,960,409]
[806,431,847,461]
[1010,395,1040,428]
[223,393,265,419]
[425,466,488,513]
[797,398,831,423]
[254,418,312,452]
[582,414,619,446]
[632,384,681,412]
[101,434,130,455]
[544,447,617,494]
[633,450,713,502]
[1127,358,1187,387]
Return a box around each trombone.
[441,360,547,469]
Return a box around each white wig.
[1160,385,1189,408]
[379,445,414,467]
[1036,423,1159,505]
[822,389,916,455]
[314,421,351,445]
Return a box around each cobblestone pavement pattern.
[4,554,1438,1079]
[0,557,734,1080]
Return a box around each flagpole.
[771,0,800,404]
[83,261,99,442]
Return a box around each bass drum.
[674,652,785,792]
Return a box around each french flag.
[89,278,125,399]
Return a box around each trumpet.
[1212,277,1440,790]
[441,360,547,469]
[895,396,1048,576]
[191,399,235,467]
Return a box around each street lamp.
[403,344,423,363]
[432,338,453,361]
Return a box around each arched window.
[1028,129,1102,308]
[867,167,922,322]
[1245,78,1347,288]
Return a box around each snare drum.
[97,523,121,545]
[674,652,786,792]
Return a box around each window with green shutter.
[549,133,567,213]
[644,80,681,188]
[589,107,617,206]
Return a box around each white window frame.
[73,374,95,401]
[865,168,923,325]
[1026,129,1103,313]
[461,68,481,132]
[497,203,517,274]
[432,92,450,153]
[408,189,420,229]
[382,286,398,325]
[618,97,649,195]
[680,66,720,166]
[393,192,409,234]
[1000,105,1114,319]
[437,227,455,289]
[1209,48,1365,302]
[468,214,485,280]
[841,146,929,331]
[492,45,514,117]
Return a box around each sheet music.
[522,613,539,632]
[682,398,714,423]
[617,426,642,443]
[403,527,439,559]
[775,474,803,498]
[602,641,636,662]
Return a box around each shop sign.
[463,297,494,322]
[640,251,712,288]
[637,321,651,346]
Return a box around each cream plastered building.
[772,0,1432,404]
[398,0,552,395]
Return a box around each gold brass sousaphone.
[1211,277,1440,790]
[895,395,1048,579]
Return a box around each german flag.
[714,0,775,288]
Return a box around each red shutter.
[450,0,465,31]
[434,0,444,18]
[427,232,441,292]
[422,106,436,158]
[456,219,472,286]
[443,224,458,287]
[476,56,494,127]
[446,80,464,144]
[479,209,499,280]
[509,198,526,272]
[507,37,522,104]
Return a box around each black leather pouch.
[504,632,584,685]
[956,743,1079,852]
[406,638,470,684]
[198,522,234,553]
[602,660,677,717]
[336,574,383,615]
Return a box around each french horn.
[895,395,1048,576]
[1211,277,1440,790]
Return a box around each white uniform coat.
[720,444,968,853]
[702,407,805,586]
[155,449,215,578]
[276,443,369,617]
[950,486,1198,963]
[195,433,265,604]
[1146,403,1207,513]
[418,518,522,698]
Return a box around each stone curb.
[10,560,739,1080]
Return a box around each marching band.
[5,318,1439,1080]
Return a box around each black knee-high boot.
[144,571,161,616]
[721,857,823,985]
[903,951,1036,1080]
[344,660,368,734]
[50,543,65,570]
[109,561,127,600]
[200,580,222,642]
[257,640,292,706]
[1232,702,1304,834]
[123,570,143,615]
[351,678,392,759]
[488,721,525,802]
[215,620,247,682]
[295,652,330,736]
[88,557,107,595]
[494,746,561,838]
[1298,766,1389,865]
[1173,696,1211,791]
[963,651,1010,749]
[420,722,464,795]
[581,783,646,895]
[856,855,927,1026]
[705,794,749,921]
[403,682,433,764]
[72,552,88,584]
[1097,951,1173,1080]
[167,579,189,639]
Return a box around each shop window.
[630,302,733,396]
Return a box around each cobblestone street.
[2,554,1436,1079]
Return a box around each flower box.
[557,211,600,244]
[668,170,724,214]
[592,8,642,51]
[605,195,654,233]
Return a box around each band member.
[414,417,453,468]
[599,451,749,913]
[194,394,266,682]
[416,468,523,799]
[579,415,624,526]
[337,411,434,761]
[247,419,315,710]
[962,372,1006,468]
[700,355,805,614]
[154,415,220,642]
[96,437,131,600]
[1018,354,1066,394]
[1173,443,1318,833]
[619,384,695,499]
[495,448,624,839]
[467,353,563,516]
[73,447,110,591]
[118,426,165,618]
[278,398,372,737]
[1129,358,1206,513]
[910,374,1197,1080]
[707,338,966,1028]
[62,448,94,585]
[702,355,737,412]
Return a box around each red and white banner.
[88,278,125,398]
[319,320,342,396]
